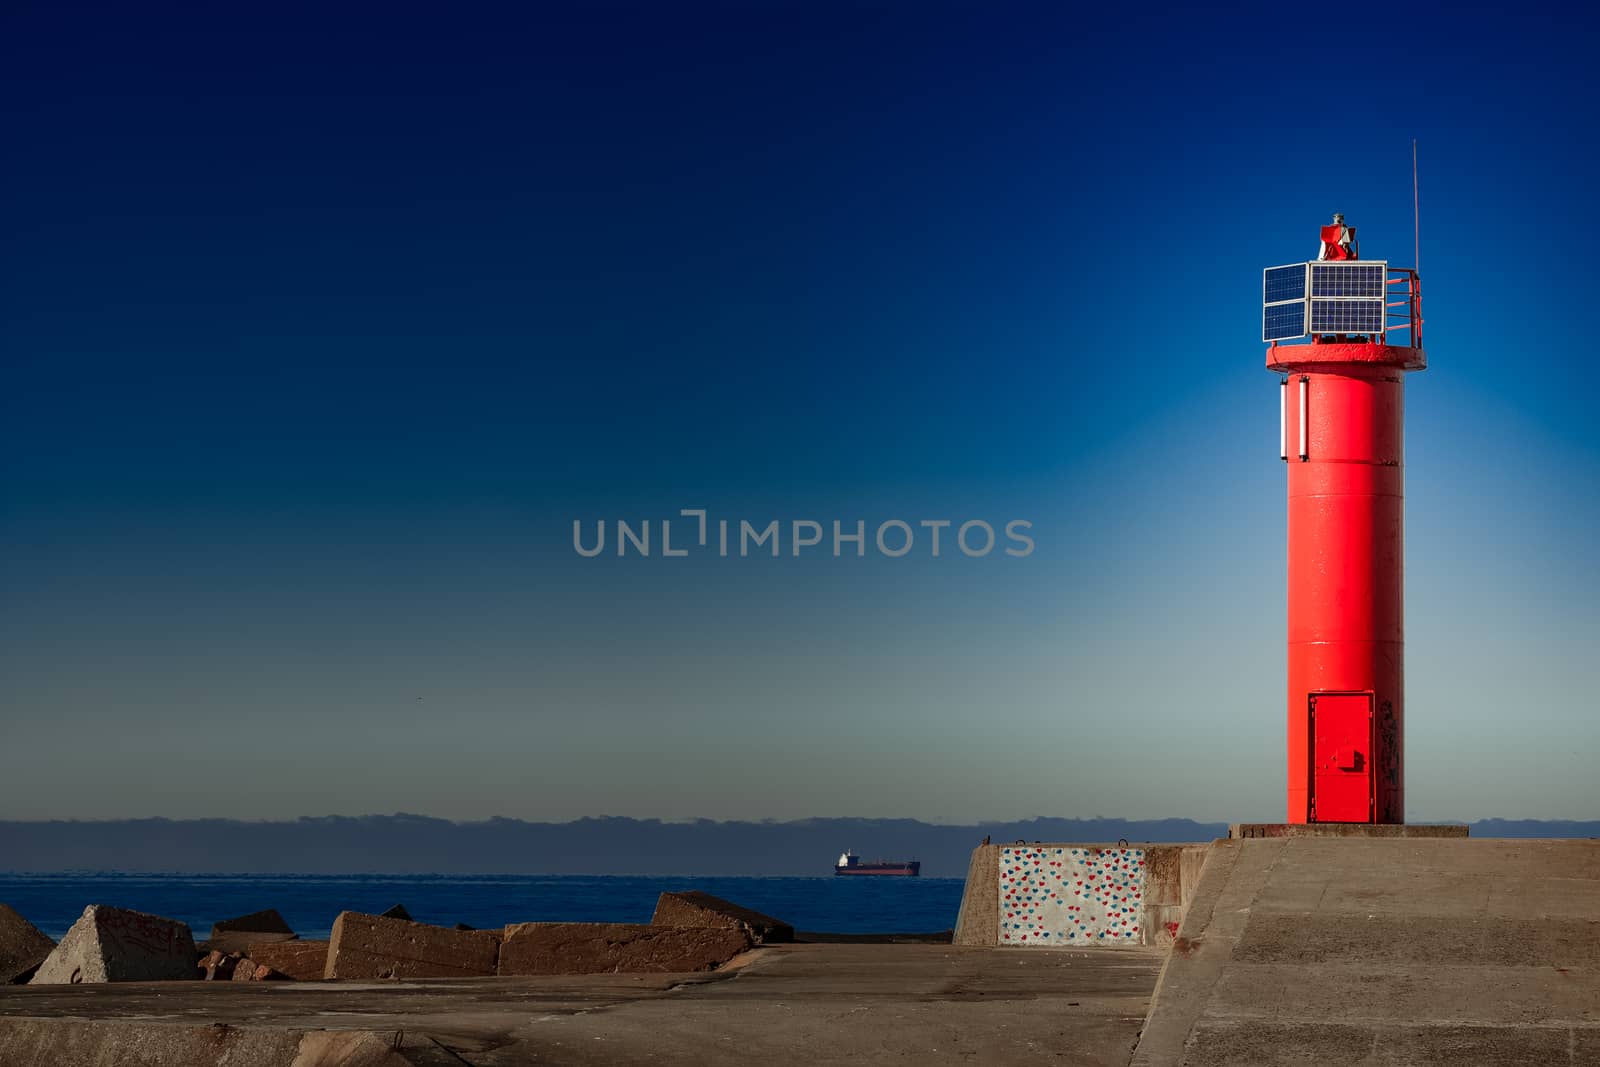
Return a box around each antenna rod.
[1412,139,1420,273]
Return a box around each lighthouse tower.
[1262,217,1424,824]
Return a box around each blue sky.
[1,3,1595,823]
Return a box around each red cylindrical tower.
[1263,228,1424,823]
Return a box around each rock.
[230,958,284,981]
[651,891,794,944]
[246,939,328,981]
[205,908,297,954]
[453,923,475,931]
[324,913,499,979]
[197,949,241,981]
[377,904,411,921]
[498,922,751,976]
[30,905,196,984]
[0,904,55,985]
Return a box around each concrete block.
[1179,844,1211,908]
[651,891,793,944]
[1142,846,1183,906]
[205,908,296,954]
[0,903,55,984]
[999,845,1148,946]
[29,905,196,984]
[957,841,1215,947]
[325,913,499,979]
[378,903,412,921]
[210,907,293,937]
[498,922,751,975]
[952,844,1000,945]
[247,939,328,981]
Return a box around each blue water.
[0,873,965,941]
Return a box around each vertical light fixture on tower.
[1261,216,1425,824]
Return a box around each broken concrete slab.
[325,913,498,979]
[0,905,54,985]
[247,940,327,981]
[205,908,297,954]
[196,950,285,983]
[498,922,751,976]
[29,905,196,984]
[652,891,794,944]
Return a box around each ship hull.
[834,862,920,877]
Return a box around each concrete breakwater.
[0,834,1596,1066]
[2,890,790,989]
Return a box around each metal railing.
[1384,268,1422,348]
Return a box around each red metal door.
[1309,693,1374,823]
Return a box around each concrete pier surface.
[0,943,1165,1065]
[2,835,1595,1065]
[1132,836,1600,1066]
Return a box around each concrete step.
[1131,836,1600,1066]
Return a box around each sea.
[0,872,966,941]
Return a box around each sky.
[1,3,1596,825]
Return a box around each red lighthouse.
[1262,218,1424,824]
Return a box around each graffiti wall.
[998,845,1146,945]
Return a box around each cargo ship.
[834,849,921,877]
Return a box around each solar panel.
[1263,259,1388,340]
[1264,301,1308,341]
[1262,263,1309,341]
[1264,264,1308,304]
[1310,262,1385,298]
[1310,299,1385,334]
